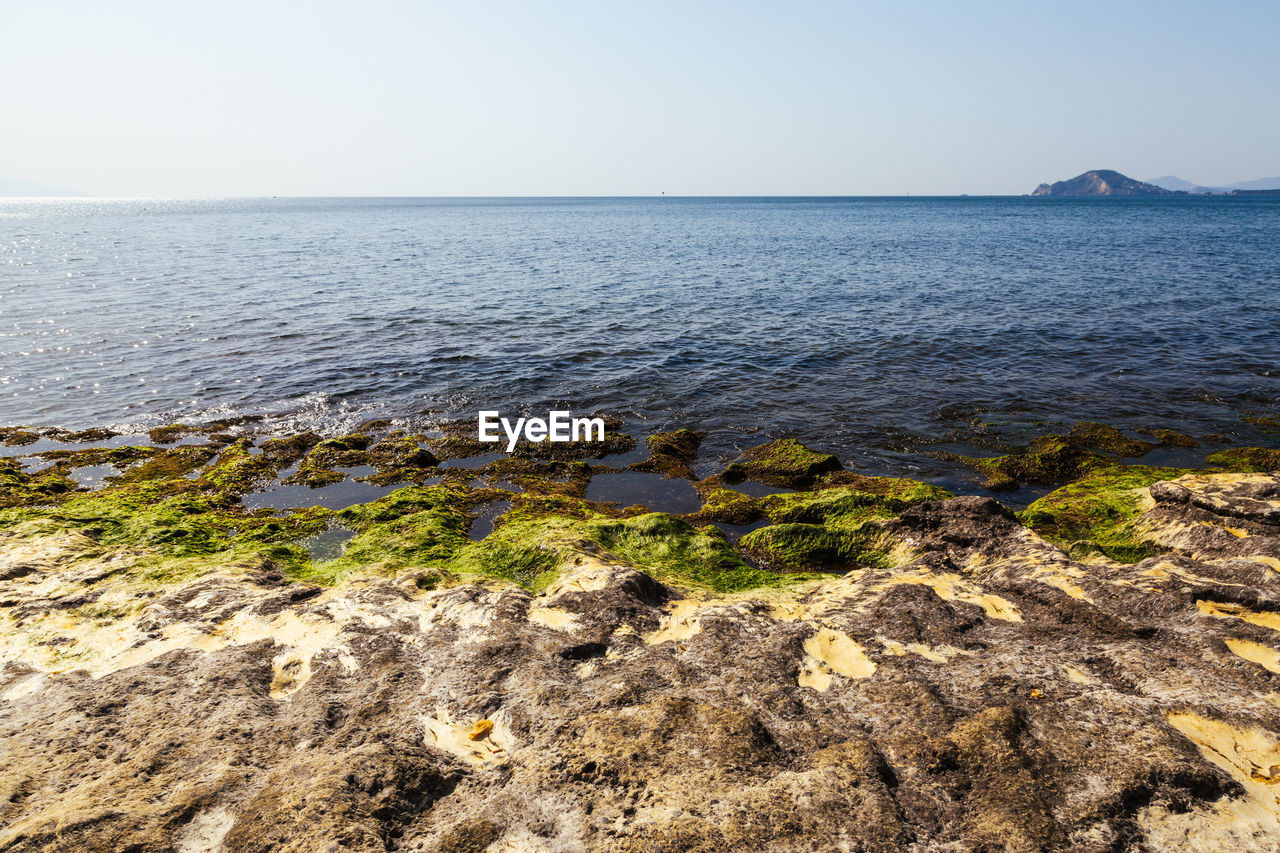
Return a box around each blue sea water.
[2,196,1278,485]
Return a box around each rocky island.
[1,418,1280,851]
[1032,170,1182,197]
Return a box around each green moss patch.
[1019,466,1192,563]
[1245,414,1280,436]
[959,436,1110,491]
[765,481,951,526]
[1,429,41,447]
[689,488,761,525]
[739,522,890,573]
[629,429,704,479]
[0,460,77,508]
[721,439,842,488]
[1066,422,1154,457]
[1138,427,1199,448]
[1207,447,1280,473]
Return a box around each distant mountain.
[0,178,87,197]
[1146,175,1198,192]
[1225,176,1280,191]
[1032,170,1177,197]
[1145,175,1280,194]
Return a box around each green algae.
[739,522,890,573]
[1244,414,1280,436]
[1138,427,1199,448]
[586,513,792,592]
[0,460,77,508]
[956,423,1171,491]
[38,445,155,470]
[630,429,704,479]
[198,440,284,494]
[1065,422,1154,457]
[445,498,803,593]
[148,423,195,444]
[722,439,842,488]
[284,435,374,487]
[1206,447,1280,473]
[1,429,41,447]
[1019,466,1194,563]
[297,483,798,592]
[0,474,333,587]
[4,418,1273,599]
[486,459,591,497]
[959,436,1109,491]
[0,431,939,595]
[764,481,951,526]
[646,429,703,461]
[112,445,219,484]
[690,488,761,525]
[737,480,951,573]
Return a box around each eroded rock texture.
[3,473,1280,851]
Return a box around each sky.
[4,1,1278,196]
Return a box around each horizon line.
[0,192,1214,201]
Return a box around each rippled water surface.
[3,196,1278,477]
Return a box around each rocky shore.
[1,418,1280,851]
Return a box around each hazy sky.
[5,1,1277,196]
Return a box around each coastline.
[2,415,1280,849]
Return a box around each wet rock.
[0,429,40,447]
[629,429,704,480]
[961,435,1108,491]
[4,440,1280,849]
[1068,422,1156,457]
[1209,447,1280,473]
[1139,427,1200,448]
[721,438,842,488]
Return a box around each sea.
[3,196,1278,494]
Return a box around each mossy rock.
[958,423,1172,491]
[739,522,888,573]
[1019,465,1192,563]
[1207,447,1280,473]
[1066,422,1154,457]
[366,437,437,470]
[962,436,1110,491]
[1245,414,1280,436]
[148,423,194,444]
[443,502,808,593]
[355,418,393,433]
[1138,427,1199,448]
[0,460,77,508]
[631,429,704,479]
[1,429,41,447]
[113,445,219,484]
[722,439,842,488]
[285,465,347,488]
[647,429,702,461]
[765,481,950,528]
[36,445,155,468]
[259,432,322,461]
[690,488,761,525]
[199,440,288,495]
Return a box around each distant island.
[1033,170,1280,197]
[1147,174,1280,194]
[0,177,87,197]
[1031,170,1177,197]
